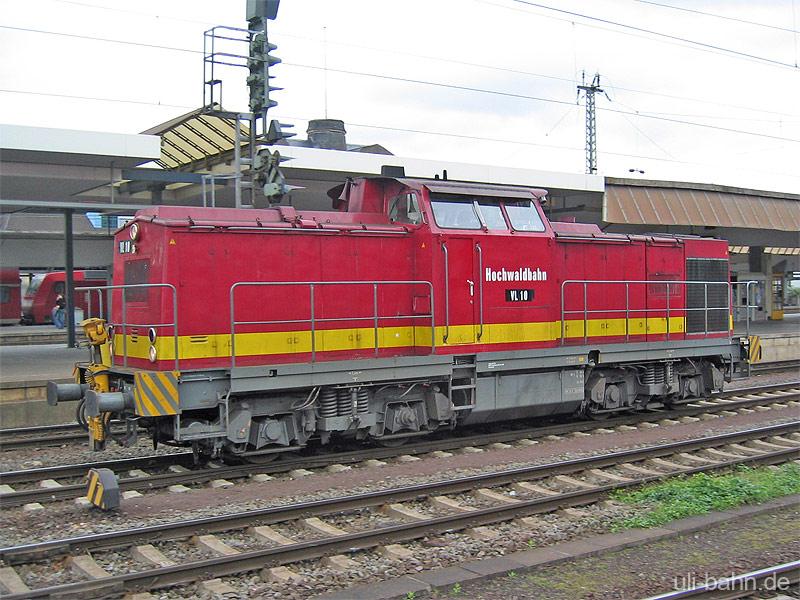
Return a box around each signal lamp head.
[148,345,157,363]
[148,328,157,344]
[129,222,140,241]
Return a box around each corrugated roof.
[141,106,248,170]
[604,184,800,232]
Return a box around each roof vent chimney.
[307,119,347,151]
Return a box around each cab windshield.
[430,193,545,232]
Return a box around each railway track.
[1,382,798,507]
[0,422,798,598]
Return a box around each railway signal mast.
[202,0,294,207]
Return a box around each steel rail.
[1,388,798,507]
[644,560,800,599]
[1,427,797,598]
[2,421,797,564]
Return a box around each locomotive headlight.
[129,222,140,241]
[148,345,157,363]
[148,327,157,344]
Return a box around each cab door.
[442,237,476,344]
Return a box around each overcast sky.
[1,0,799,194]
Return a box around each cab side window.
[505,200,545,232]
[389,193,423,225]
[54,281,65,295]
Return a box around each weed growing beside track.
[611,463,800,529]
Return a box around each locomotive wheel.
[75,398,89,431]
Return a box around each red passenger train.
[49,176,743,458]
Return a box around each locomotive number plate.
[505,289,534,302]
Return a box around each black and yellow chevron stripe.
[748,335,762,363]
[133,370,181,416]
[86,468,119,510]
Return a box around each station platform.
[0,318,797,429]
[0,324,86,347]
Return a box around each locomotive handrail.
[79,283,179,370]
[229,280,436,368]
[559,279,731,346]
[475,243,484,340]
[441,243,450,343]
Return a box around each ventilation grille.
[686,258,728,333]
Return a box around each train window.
[0,287,8,303]
[505,200,545,232]
[476,202,508,231]
[54,281,65,295]
[124,259,150,302]
[430,200,481,230]
[388,193,422,224]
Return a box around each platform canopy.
[604,179,800,232]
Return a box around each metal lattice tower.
[577,73,604,175]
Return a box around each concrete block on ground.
[649,458,690,471]
[127,469,150,478]
[658,419,680,426]
[382,503,429,521]
[615,425,637,431]
[124,593,155,600]
[429,495,474,512]
[167,484,191,494]
[700,413,720,420]
[593,428,615,434]
[460,446,485,454]
[558,507,589,519]
[515,438,539,445]
[473,487,519,504]
[460,555,525,576]
[192,534,240,556]
[250,473,273,482]
[588,468,631,483]
[74,497,92,507]
[325,464,351,473]
[200,578,237,596]
[131,544,176,568]
[289,469,314,478]
[0,484,15,494]
[323,554,358,571]
[167,464,189,473]
[679,416,700,423]
[122,490,143,500]
[248,525,295,546]
[380,544,414,560]
[514,516,541,528]
[428,450,453,458]
[23,503,44,512]
[302,517,348,536]
[488,442,512,449]
[39,479,62,489]
[0,566,29,594]
[362,459,387,467]
[209,479,234,489]
[617,463,660,476]
[554,474,594,489]
[511,481,557,496]
[395,454,421,463]
[543,435,562,441]
[68,555,111,579]
[569,431,592,437]
[637,422,658,429]
[263,565,304,584]
[466,526,498,541]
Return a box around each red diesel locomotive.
[49,176,742,459]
